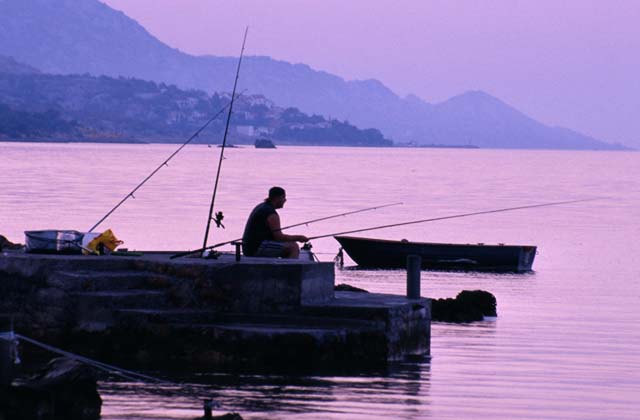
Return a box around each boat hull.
[334,236,536,273]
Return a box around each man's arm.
[266,214,308,242]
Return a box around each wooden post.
[406,255,421,299]
[203,399,213,419]
[0,314,14,386]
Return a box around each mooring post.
[203,399,213,419]
[406,255,421,299]
[0,314,14,387]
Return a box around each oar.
[169,201,403,259]
[306,197,606,241]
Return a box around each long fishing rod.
[306,197,605,241]
[170,201,404,259]
[280,201,403,230]
[87,96,241,233]
[202,27,249,251]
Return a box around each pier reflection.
[100,358,432,420]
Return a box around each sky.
[102,0,640,148]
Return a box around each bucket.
[56,231,83,253]
[24,230,83,254]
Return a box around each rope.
[0,331,21,364]
[11,333,226,410]
[15,333,167,384]
[0,331,15,339]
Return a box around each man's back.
[242,201,276,256]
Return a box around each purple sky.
[103,0,640,148]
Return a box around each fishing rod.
[202,27,249,251]
[280,201,403,230]
[306,197,605,241]
[87,95,243,233]
[169,201,404,259]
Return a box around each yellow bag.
[86,229,123,255]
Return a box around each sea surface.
[1,142,639,419]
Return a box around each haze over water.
[1,142,639,419]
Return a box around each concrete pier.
[0,250,430,371]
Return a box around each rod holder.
[232,241,242,262]
[406,255,421,299]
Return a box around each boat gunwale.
[334,235,536,250]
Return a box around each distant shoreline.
[0,138,635,151]
[0,137,148,144]
[394,143,480,149]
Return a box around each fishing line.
[307,197,606,240]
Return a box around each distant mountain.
[0,103,85,140]
[0,56,40,74]
[0,0,628,150]
[0,61,391,146]
[418,91,618,149]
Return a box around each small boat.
[334,235,536,272]
[255,139,276,149]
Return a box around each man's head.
[268,186,286,208]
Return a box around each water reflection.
[4,144,639,419]
[101,359,432,420]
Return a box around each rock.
[334,283,369,293]
[212,414,244,420]
[431,290,497,323]
[0,357,102,420]
[203,413,243,420]
[0,235,23,251]
[456,290,496,317]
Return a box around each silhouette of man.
[242,186,308,258]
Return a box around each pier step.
[157,319,389,367]
[98,309,388,368]
[74,290,170,332]
[114,309,382,330]
[302,291,430,321]
[48,270,177,291]
[114,308,220,325]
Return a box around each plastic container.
[81,232,101,254]
[24,230,83,253]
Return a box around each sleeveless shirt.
[242,201,277,256]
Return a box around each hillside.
[0,0,628,150]
[419,91,615,149]
[0,63,391,146]
[0,56,40,74]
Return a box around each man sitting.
[242,186,308,258]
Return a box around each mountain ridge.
[0,58,392,146]
[0,0,629,150]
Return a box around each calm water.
[1,142,639,419]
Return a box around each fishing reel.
[214,211,225,229]
[202,249,221,259]
[302,242,313,251]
